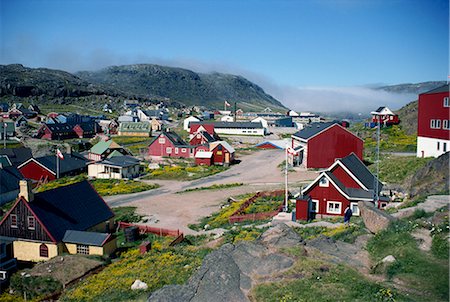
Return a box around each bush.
[113,206,143,223]
[11,274,62,300]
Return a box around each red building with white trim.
[296,153,388,220]
[370,106,400,126]
[416,84,450,158]
[148,131,195,158]
[291,122,363,169]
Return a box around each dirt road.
[105,149,318,234]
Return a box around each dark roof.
[0,147,33,167]
[192,121,263,129]
[164,131,189,146]
[338,153,382,192]
[0,166,22,194]
[18,107,35,115]
[29,180,114,241]
[46,123,75,133]
[421,84,449,95]
[374,106,385,113]
[192,131,216,143]
[100,155,140,167]
[32,152,88,174]
[63,230,110,246]
[325,171,374,199]
[76,122,95,132]
[292,122,336,140]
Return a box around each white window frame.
[175,147,179,154]
[166,147,172,154]
[10,214,17,228]
[158,137,165,144]
[444,97,449,107]
[436,119,441,128]
[443,120,449,130]
[181,148,186,153]
[350,202,360,216]
[0,271,7,280]
[430,119,441,129]
[77,244,90,255]
[326,201,341,214]
[437,141,440,150]
[27,216,35,230]
[311,199,319,213]
[319,177,329,187]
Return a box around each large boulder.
[359,201,396,234]
[148,224,302,302]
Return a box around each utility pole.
[284,143,289,212]
[374,114,380,208]
[3,122,6,149]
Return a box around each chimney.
[66,144,72,155]
[19,179,34,202]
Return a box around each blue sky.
[0,0,448,112]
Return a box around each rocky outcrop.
[148,224,304,302]
[358,201,396,234]
[406,152,449,198]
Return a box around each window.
[27,216,35,230]
[350,202,360,216]
[175,148,179,154]
[444,143,447,153]
[444,97,449,107]
[196,134,201,139]
[77,244,90,255]
[166,147,172,154]
[311,199,319,213]
[158,137,165,144]
[327,201,341,214]
[443,120,449,130]
[430,119,441,129]
[0,271,6,281]
[319,177,329,187]
[181,148,186,153]
[10,214,17,228]
[437,142,440,150]
[216,151,222,155]
[39,244,49,258]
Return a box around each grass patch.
[252,255,411,302]
[179,182,243,193]
[35,175,159,196]
[368,155,433,184]
[110,136,151,145]
[112,206,143,223]
[60,243,208,301]
[243,195,283,214]
[188,193,255,230]
[128,142,150,156]
[10,274,62,300]
[366,219,449,301]
[142,165,228,181]
[293,217,367,244]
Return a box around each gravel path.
[105,149,317,235]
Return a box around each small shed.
[195,151,213,166]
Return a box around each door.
[225,152,230,164]
[350,202,360,216]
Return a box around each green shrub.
[113,206,143,223]
[11,274,62,300]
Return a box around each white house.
[287,110,299,117]
[220,115,234,122]
[88,156,141,179]
[251,117,269,134]
[183,116,201,131]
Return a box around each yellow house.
[0,180,116,262]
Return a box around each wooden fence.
[228,190,285,223]
[118,221,182,237]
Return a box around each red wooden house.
[73,123,96,138]
[296,153,388,220]
[416,84,450,158]
[18,152,88,182]
[190,124,215,136]
[209,141,235,166]
[148,131,195,158]
[189,130,216,146]
[370,106,400,126]
[291,122,363,169]
[36,122,98,140]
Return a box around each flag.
[225,101,231,107]
[56,149,64,160]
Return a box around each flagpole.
[56,149,59,179]
[285,143,288,212]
